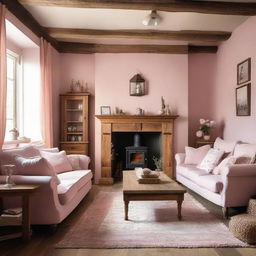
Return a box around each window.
[5,51,19,141]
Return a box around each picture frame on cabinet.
[237,58,251,85]
[236,83,251,116]
[100,106,111,115]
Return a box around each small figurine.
[160,96,166,115]
[165,104,171,115]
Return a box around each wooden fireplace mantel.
[96,115,179,185]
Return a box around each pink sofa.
[0,145,92,225]
[175,139,256,217]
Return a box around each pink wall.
[59,54,95,170]
[188,53,217,146]
[212,16,256,143]
[94,53,188,182]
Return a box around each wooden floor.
[0,183,255,256]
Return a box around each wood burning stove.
[125,133,148,169]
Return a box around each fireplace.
[125,133,148,169]
[96,115,178,184]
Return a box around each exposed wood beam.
[58,42,188,54]
[188,45,218,53]
[46,28,231,43]
[58,42,217,54]
[18,0,256,15]
[0,0,58,49]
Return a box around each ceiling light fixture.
[142,10,162,26]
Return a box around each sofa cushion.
[195,175,224,193]
[57,170,92,204]
[176,164,208,179]
[233,144,256,163]
[214,137,238,153]
[184,145,211,165]
[197,148,224,173]
[40,150,73,174]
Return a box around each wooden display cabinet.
[60,93,90,155]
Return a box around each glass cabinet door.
[64,97,86,142]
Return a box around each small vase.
[203,135,210,141]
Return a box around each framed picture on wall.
[237,58,251,85]
[236,83,251,116]
[100,106,111,115]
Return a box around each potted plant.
[153,156,162,171]
[196,119,215,140]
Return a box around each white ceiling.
[22,5,250,45]
[25,6,248,31]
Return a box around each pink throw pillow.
[40,150,72,174]
[212,156,237,175]
[14,156,60,184]
[235,156,252,164]
[184,145,211,165]
[67,155,81,170]
[233,144,256,163]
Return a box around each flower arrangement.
[196,119,215,139]
[152,156,162,170]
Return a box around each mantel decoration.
[101,106,111,115]
[196,119,215,141]
[159,96,171,115]
[70,79,88,93]
[129,74,145,96]
[236,83,251,116]
[237,58,251,85]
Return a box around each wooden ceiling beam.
[58,42,218,54]
[0,0,58,50]
[46,27,231,43]
[188,45,218,53]
[58,42,189,54]
[18,0,256,15]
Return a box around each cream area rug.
[57,190,247,248]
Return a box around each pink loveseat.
[175,138,256,217]
[0,145,92,225]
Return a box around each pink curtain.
[0,4,6,150]
[40,38,53,148]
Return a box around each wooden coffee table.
[123,171,186,221]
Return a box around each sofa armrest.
[67,154,90,170]
[175,153,186,165]
[0,175,63,224]
[222,164,256,177]
[221,164,256,207]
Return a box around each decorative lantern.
[129,74,145,96]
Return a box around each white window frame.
[5,50,21,140]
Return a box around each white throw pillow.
[213,137,238,153]
[14,156,60,184]
[212,156,237,175]
[197,148,224,173]
[184,145,211,165]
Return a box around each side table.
[196,140,214,148]
[0,184,39,241]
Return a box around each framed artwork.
[237,58,251,85]
[100,106,111,115]
[236,83,251,116]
